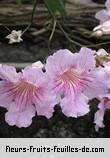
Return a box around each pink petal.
[106,0,110,11]
[33,89,58,118]
[45,49,76,77]
[36,104,54,119]
[5,103,20,126]
[0,65,20,82]
[94,100,106,129]
[5,112,18,126]
[95,10,110,23]
[22,67,47,86]
[84,69,108,99]
[16,105,36,128]
[5,103,36,128]
[0,81,14,108]
[61,93,89,117]
[76,47,95,72]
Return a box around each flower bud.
[93,20,110,37]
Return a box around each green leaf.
[16,0,22,5]
[44,0,66,17]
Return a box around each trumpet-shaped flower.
[95,0,110,23]
[45,48,108,117]
[0,63,56,127]
[94,95,110,131]
[94,62,110,130]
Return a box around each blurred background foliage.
[16,0,66,17]
[0,0,109,52]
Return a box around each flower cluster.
[0,47,110,130]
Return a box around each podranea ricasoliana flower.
[95,0,110,24]
[0,62,56,128]
[45,48,108,118]
[94,62,110,130]
[94,95,110,131]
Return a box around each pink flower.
[94,62,110,130]
[94,95,110,131]
[0,64,56,128]
[95,0,110,23]
[45,48,108,117]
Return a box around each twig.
[85,41,110,48]
[31,27,49,36]
[3,25,11,32]
[49,20,57,42]
[22,0,38,35]
[57,21,83,47]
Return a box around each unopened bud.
[92,30,103,37]
[93,20,110,37]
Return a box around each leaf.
[44,0,66,17]
[16,0,22,5]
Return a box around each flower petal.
[106,0,110,11]
[36,104,54,119]
[84,68,108,99]
[76,47,95,72]
[0,81,14,108]
[22,66,47,86]
[0,65,20,82]
[16,105,36,128]
[94,100,106,129]
[45,49,75,77]
[33,88,58,118]
[5,103,36,128]
[95,10,110,23]
[61,93,89,117]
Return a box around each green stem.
[57,21,83,47]
[49,20,57,42]
[22,0,38,35]
[85,41,110,48]
[3,25,11,32]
